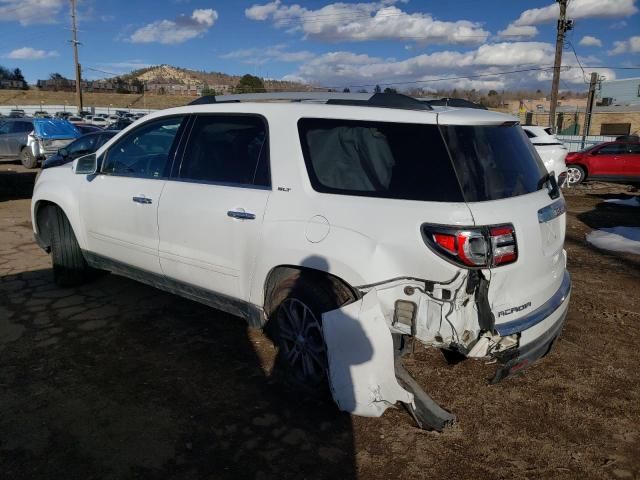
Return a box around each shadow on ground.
[0,164,37,202]
[0,267,358,480]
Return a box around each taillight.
[422,224,517,268]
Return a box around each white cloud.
[245,1,490,45]
[129,8,218,44]
[514,0,638,26]
[281,41,616,90]
[608,35,640,55]
[579,35,603,47]
[221,45,314,65]
[5,47,59,60]
[0,0,65,26]
[497,24,538,40]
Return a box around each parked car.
[565,141,640,185]
[107,115,120,122]
[33,110,50,118]
[43,130,117,170]
[9,109,25,118]
[522,125,568,186]
[0,117,34,164]
[25,119,81,168]
[104,118,132,131]
[74,123,103,135]
[67,116,83,124]
[31,92,571,430]
[88,116,109,127]
[54,112,72,119]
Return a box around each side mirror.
[75,153,97,175]
[59,147,69,158]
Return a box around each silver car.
[0,118,34,166]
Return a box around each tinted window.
[298,118,463,202]
[597,143,627,155]
[10,121,33,133]
[96,132,117,148]
[440,124,547,202]
[102,116,184,178]
[0,122,9,135]
[524,129,536,138]
[179,115,269,186]
[628,144,640,154]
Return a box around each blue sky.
[1,0,638,91]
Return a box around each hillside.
[121,64,314,92]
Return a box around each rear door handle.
[227,210,256,220]
[132,196,152,204]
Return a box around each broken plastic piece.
[322,290,414,417]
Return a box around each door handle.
[132,196,152,204]
[227,210,256,220]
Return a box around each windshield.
[440,124,547,202]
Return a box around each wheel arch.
[32,184,86,251]
[262,264,359,317]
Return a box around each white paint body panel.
[323,291,413,417]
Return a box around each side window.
[0,122,10,134]
[102,116,184,178]
[598,144,626,155]
[11,122,32,133]
[628,144,640,154]
[179,115,269,187]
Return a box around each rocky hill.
[120,64,314,93]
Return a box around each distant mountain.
[119,64,315,93]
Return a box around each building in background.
[596,77,640,107]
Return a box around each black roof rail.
[422,98,488,110]
[188,91,432,110]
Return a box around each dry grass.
[0,89,194,110]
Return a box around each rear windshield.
[440,124,547,202]
[298,119,547,203]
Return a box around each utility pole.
[70,0,83,114]
[548,0,572,132]
[581,72,598,149]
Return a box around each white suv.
[522,125,568,186]
[31,92,571,430]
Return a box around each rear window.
[298,119,464,202]
[440,124,547,202]
[299,119,547,203]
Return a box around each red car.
[565,141,640,185]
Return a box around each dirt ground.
[1,162,639,480]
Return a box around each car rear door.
[157,114,271,301]
[79,115,187,274]
[589,143,627,178]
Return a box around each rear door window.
[298,118,463,202]
[178,115,269,187]
[597,143,627,155]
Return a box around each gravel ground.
[1,162,639,480]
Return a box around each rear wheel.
[47,206,91,287]
[20,147,38,169]
[267,271,354,389]
[566,165,586,185]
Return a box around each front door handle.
[132,196,152,204]
[227,210,256,220]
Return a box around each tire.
[566,165,586,185]
[47,206,91,287]
[19,147,38,169]
[266,271,354,390]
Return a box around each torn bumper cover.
[491,271,571,383]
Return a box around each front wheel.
[47,206,92,287]
[566,165,586,185]
[20,147,38,169]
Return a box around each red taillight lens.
[489,226,517,266]
[422,224,517,268]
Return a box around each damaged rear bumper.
[492,272,571,383]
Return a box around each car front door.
[79,115,187,274]
[589,143,627,178]
[157,114,271,301]
[0,122,11,157]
